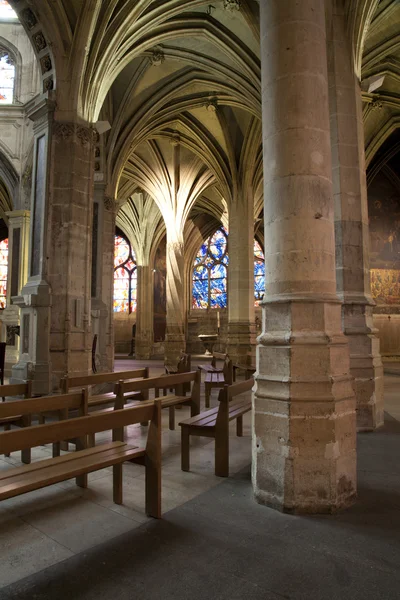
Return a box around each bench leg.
[88,433,95,447]
[181,427,190,472]
[113,463,123,505]
[215,430,229,477]
[21,448,31,464]
[53,442,61,458]
[205,384,211,408]
[236,416,243,437]
[76,473,88,488]
[169,406,175,431]
[4,423,10,456]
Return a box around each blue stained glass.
[192,228,266,309]
[211,264,226,280]
[194,265,208,280]
[192,227,228,309]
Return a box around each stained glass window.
[0,47,15,103]
[193,228,228,309]
[113,234,137,313]
[192,230,266,309]
[0,238,8,309]
[0,1,17,19]
[254,240,265,305]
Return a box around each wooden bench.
[115,370,201,431]
[0,397,162,518]
[1,389,88,463]
[179,377,253,477]
[165,353,191,395]
[60,368,149,411]
[198,353,233,408]
[0,381,33,464]
[232,363,256,382]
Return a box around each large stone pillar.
[165,236,185,368]
[135,264,154,359]
[255,0,356,513]
[2,210,30,375]
[90,186,115,373]
[227,192,256,364]
[327,0,384,431]
[12,95,94,393]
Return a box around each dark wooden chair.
[92,334,98,373]
[0,342,6,401]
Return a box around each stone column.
[227,192,256,364]
[1,210,30,375]
[165,236,185,368]
[90,186,115,373]
[255,0,356,513]
[12,95,94,393]
[327,0,384,431]
[135,264,154,359]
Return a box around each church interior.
[0,0,400,597]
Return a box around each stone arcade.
[0,0,398,521]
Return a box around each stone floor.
[0,357,251,588]
[0,362,400,598]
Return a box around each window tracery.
[192,229,266,309]
[0,238,8,309]
[0,45,15,103]
[113,234,137,313]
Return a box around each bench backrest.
[117,370,200,396]
[0,380,33,400]
[0,399,160,455]
[61,368,149,393]
[0,389,88,420]
[211,352,227,367]
[216,378,254,429]
[222,357,233,385]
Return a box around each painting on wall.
[371,269,400,305]
[153,237,166,342]
[369,195,400,270]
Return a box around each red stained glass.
[113,234,137,313]
[0,238,8,309]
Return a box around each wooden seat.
[0,381,33,464]
[179,378,253,477]
[0,399,162,517]
[199,353,233,408]
[116,370,201,431]
[1,388,88,463]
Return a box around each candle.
[217,310,220,329]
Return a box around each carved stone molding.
[371,98,383,111]
[21,7,37,29]
[53,123,95,146]
[149,48,165,66]
[32,31,47,52]
[40,54,52,73]
[104,196,117,212]
[224,0,241,11]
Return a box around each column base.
[342,301,384,431]
[254,299,357,514]
[226,320,256,365]
[135,338,153,360]
[165,331,186,369]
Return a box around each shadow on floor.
[1,419,400,600]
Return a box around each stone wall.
[368,171,400,356]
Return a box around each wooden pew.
[0,389,88,463]
[165,353,191,395]
[0,381,33,464]
[198,353,233,408]
[115,370,201,431]
[60,368,149,411]
[179,377,253,477]
[0,398,162,517]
